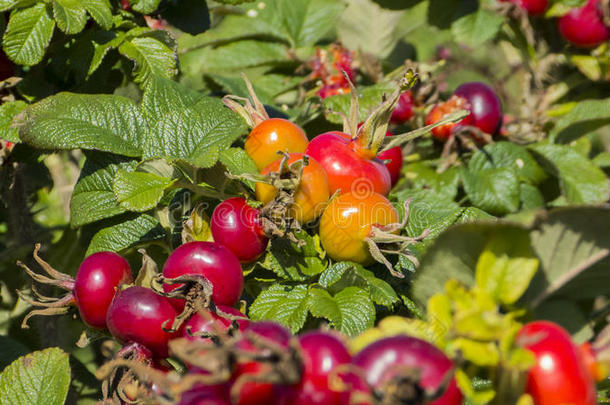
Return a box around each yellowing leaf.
[449,338,499,366]
[475,230,539,305]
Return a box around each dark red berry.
[350,336,462,405]
[390,91,415,125]
[277,331,351,405]
[234,321,293,405]
[558,0,610,48]
[178,384,232,405]
[211,198,268,263]
[162,241,244,309]
[453,82,503,135]
[377,142,403,188]
[181,305,250,342]
[73,252,132,329]
[500,0,549,15]
[106,286,178,358]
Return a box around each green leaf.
[142,96,246,168]
[593,152,610,168]
[412,222,525,305]
[81,0,112,30]
[533,300,593,343]
[4,4,55,66]
[118,37,178,85]
[141,76,205,119]
[17,93,145,157]
[249,284,310,333]
[323,82,395,124]
[550,98,610,143]
[70,152,136,227]
[461,166,520,215]
[529,143,609,205]
[130,0,160,14]
[398,163,460,200]
[0,100,26,143]
[280,0,344,47]
[319,261,399,307]
[451,8,504,46]
[0,348,70,405]
[86,213,165,255]
[520,183,544,210]
[259,231,327,281]
[0,0,19,12]
[308,287,375,337]
[475,229,539,305]
[53,0,87,34]
[87,31,125,76]
[180,40,287,76]
[469,142,547,185]
[428,0,477,29]
[219,147,258,189]
[526,207,610,305]
[337,0,402,58]
[113,170,176,212]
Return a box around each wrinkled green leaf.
[86,214,165,255]
[0,100,26,143]
[0,348,70,405]
[529,143,609,205]
[17,93,145,157]
[4,4,55,66]
[70,152,136,227]
[113,170,176,212]
[308,287,375,336]
[249,284,309,333]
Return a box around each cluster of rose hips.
[502,0,609,48]
[425,82,503,143]
[308,44,358,99]
[220,76,429,271]
[19,243,604,404]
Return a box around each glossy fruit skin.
[377,130,403,187]
[517,321,596,405]
[425,95,474,140]
[256,153,330,224]
[73,252,132,329]
[181,305,250,342]
[234,321,294,405]
[351,336,462,405]
[390,91,415,125]
[106,286,178,358]
[500,0,548,15]
[558,0,610,48]
[277,331,351,405]
[319,192,399,264]
[211,197,268,263]
[162,242,244,309]
[454,82,503,135]
[245,118,309,171]
[305,132,392,196]
[178,384,232,405]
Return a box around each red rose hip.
[106,286,178,358]
[162,241,244,309]
[74,252,133,329]
[211,197,268,263]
